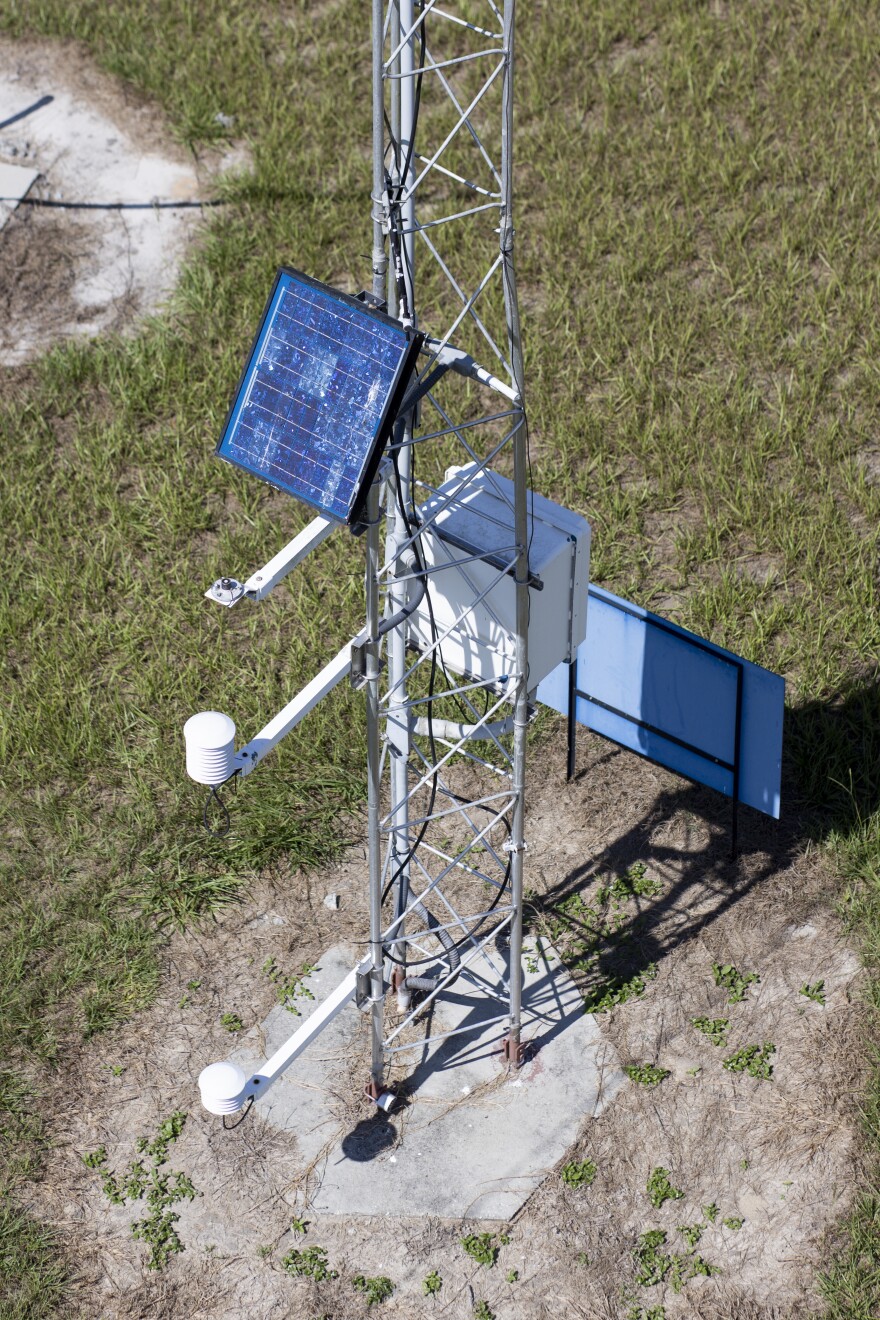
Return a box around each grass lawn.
[1,0,880,1314]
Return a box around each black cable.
[202,785,231,837]
[380,430,513,967]
[0,95,53,132]
[221,1097,254,1129]
[381,442,438,908]
[378,402,517,969]
[384,108,401,174]
[385,173,411,326]
[401,378,488,727]
[435,780,513,956]
[382,853,512,967]
[382,14,425,324]
[398,19,426,192]
[4,196,227,210]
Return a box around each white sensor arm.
[199,954,376,1115]
[423,339,521,405]
[243,516,334,600]
[234,631,365,777]
[205,515,335,607]
[253,956,371,1089]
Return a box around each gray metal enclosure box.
[410,464,591,691]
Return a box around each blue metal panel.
[537,586,784,819]
[216,268,420,525]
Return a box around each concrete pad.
[229,941,625,1220]
[0,41,245,363]
[0,161,38,230]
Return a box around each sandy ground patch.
[0,38,242,364]
[23,726,862,1319]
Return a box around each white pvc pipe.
[413,715,515,741]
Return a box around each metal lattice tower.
[363,0,530,1095]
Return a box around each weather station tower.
[185,0,593,1191]
[182,0,786,1220]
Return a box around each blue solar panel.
[216,268,421,524]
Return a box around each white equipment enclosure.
[410,464,590,690]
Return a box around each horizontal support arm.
[243,516,335,600]
[413,715,515,741]
[246,956,373,1097]
[235,631,365,776]
[199,956,375,1113]
[204,516,335,607]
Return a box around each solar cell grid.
[216,268,421,524]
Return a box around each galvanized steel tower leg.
[501,0,528,1067]
[386,0,417,993]
[368,0,530,1085]
[367,0,388,1099]
[365,483,386,1098]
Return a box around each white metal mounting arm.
[199,954,378,1115]
[424,339,521,404]
[234,631,366,776]
[243,516,335,600]
[248,956,373,1093]
[204,515,335,607]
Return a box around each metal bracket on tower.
[356,967,376,1011]
[499,1035,526,1067]
[356,289,388,314]
[350,640,370,691]
[503,838,528,856]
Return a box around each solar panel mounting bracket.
[355,289,388,315]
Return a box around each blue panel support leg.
[731,663,744,861]
[566,658,577,781]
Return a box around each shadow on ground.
[526,671,880,1008]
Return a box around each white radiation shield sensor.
[198,1060,248,1115]
[184,711,236,785]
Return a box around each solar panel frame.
[215,266,423,525]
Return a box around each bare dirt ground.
[0,39,243,365]
[26,728,862,1320]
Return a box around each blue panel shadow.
[537,586,784,820]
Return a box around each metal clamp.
[356,968,387,1011]
[355,968,372,1010]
